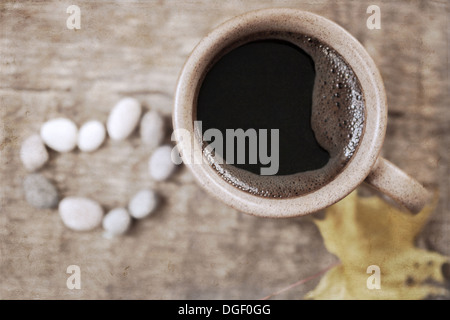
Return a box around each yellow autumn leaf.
[305,190,449,300]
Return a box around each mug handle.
[364,158,431,214]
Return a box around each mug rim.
[173,8,387,218]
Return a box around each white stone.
[20,134,49,171]
[107,97,141,141]
[140,110,165,150]
[40,118,78,152]
[102,207,131,236]
[59,197,103,231]
[128,189,158,219]
[148,145,177,181]
[77,120,106,152]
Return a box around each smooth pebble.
[77,120,106,152]
[128,189,158,219]
[148,145,177,181]
[20,134,49,172]
[107,97,141,141]
[102,207,132,237]
[140,110,165,149]
[40,118,78,152]
[59,197,103,231]
[23,173,59,209]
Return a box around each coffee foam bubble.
[203,33,365,198]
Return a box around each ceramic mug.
[173,8,430,217]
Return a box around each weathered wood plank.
[1,0,448,299]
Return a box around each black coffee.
[196,33,365,198]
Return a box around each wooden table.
[1,0,448,299]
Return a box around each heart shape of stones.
[20,97,178,237]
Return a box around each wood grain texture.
[1,0,448,299]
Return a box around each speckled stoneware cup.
[173,8,430,217]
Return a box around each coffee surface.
[196,33,365,198]
[197,40,329,175]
